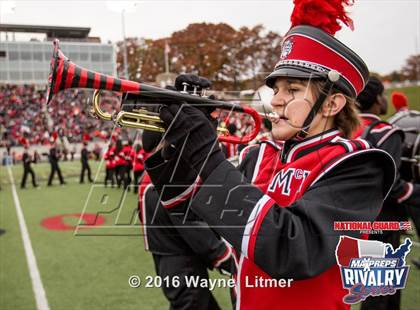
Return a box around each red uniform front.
[121,144,133,167]
[236,131,371,309]
[133,149,146,172]
[146,129,395,309]
[104,146,116,169]
[187,130,395,310]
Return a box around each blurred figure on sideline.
[47,142,65,186]
[20,145,38,189]
[80,142,93,184]
[104,142,116,187]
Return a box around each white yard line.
[7,167,50,310]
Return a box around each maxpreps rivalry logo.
[335,236,412,304]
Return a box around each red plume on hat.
[291,0,354,35]
[391,91,408,111]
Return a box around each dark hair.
[356,76,384,111]
[310,80,361,138]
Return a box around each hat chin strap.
[295,70,340,140]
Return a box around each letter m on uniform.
[268,168,295,196]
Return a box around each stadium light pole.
[121,9,129,79]
[0,0,16,41]
[106,1,138,79]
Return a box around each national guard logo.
[280,39,294,60]
[335,236,412,304]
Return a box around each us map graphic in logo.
[335,236,412,304]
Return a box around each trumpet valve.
[181,82,189,94]
[192,85,199,96]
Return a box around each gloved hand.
[159,103,225,181]
[161,75,216,161]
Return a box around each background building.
[0,24,116,85]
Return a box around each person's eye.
[287,87,298,94]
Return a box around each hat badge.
[280,39,294,60]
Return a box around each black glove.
[161,76,215,161]
[159,103,225,181]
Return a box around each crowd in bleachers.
[0,85,120,148]
[1,84,267,154]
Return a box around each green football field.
[0,161,232,310]
[1,160,420,310]
[1,85,420,309]
[384,85,420,118]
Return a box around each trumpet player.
[143,1,395,309]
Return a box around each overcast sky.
[1,0,419,75]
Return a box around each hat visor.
[265,66,326,88]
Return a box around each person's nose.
[271,92,287,108]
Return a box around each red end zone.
[41,214,105,231]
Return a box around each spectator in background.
[47,142,65,186]
[20,145,38,189]
[0,85,119,147]
[80,142,93,184]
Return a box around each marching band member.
[104,142,116,187]
[121,140,133,191]
[388,90,420,270]
[390,91,409,113]
[144,1,396,309]
[353,76,420,310]
[79,141,93,183]
[353,77,418,205]
[47,141,66,186]
[20,144,39,189]
[114,140,125,188]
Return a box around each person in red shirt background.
[104,142,116,188]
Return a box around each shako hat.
[266,0,369,98]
